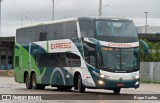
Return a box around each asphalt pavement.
[0,77,160,103]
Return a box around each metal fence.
[140,62,160,82]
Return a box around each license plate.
[117,83,124,87]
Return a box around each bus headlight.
[98,80,104,85]
[135,81,139,85]
[100,74,105,78]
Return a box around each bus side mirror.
[139,40,150,55]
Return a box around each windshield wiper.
[125,66,138,68]
[125,66,134,68]
[100,66,116,70]
[124,66,139,71]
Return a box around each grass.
[141,80,160,84]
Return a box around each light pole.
[0,0,2,37]
[24,16,32,24]
[21,11,32,26]
[52,0,54,20]
[101,5,109,16]
[98,0,108,16]
[144,12,149,34]
[99,0,102,16]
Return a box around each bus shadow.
[50,88,134,96]
[47,88,135,100]
[14,87,136,100]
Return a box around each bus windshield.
[100,47,139,72]
[79,19,138,42]
[95,20,137,37]
[79,19,94,38]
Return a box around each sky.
[1,0,160,37]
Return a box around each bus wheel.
[25,74,32,89]
[31,73,45,90]
[77,75,85,93]
[113,88,121,94]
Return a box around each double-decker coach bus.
[14,17,140,94]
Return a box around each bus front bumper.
[95,79,140,89]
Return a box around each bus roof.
[17,17,78,29]
[17,17,132,30]
[79,17,132,21]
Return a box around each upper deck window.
[95,20,137,37]
[79,19,94,38]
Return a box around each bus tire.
[31,73,45,90]
[25,73,32,89]
[113,88,121,94]
[77,74,85,93]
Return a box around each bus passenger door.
[65,52,73,85]
[66,52,81,85]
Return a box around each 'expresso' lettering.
[51,42,71,49]
[108,43,132,47]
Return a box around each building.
[0,37,15,70]
[137,26,160,42]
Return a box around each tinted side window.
[16,29,26,43]
[83,41,96,67]
[17,28,36,43]
[71,53,81,67]
[54,23,64,40]
[26,28,35,42]
[36,52,81,67]
[66,53,81,67]
[39,32,47,41]
[35,26,47,41]
[64,21,78,39]
[46,24,55,40]
[79,19,94,38]
[37,53,66,67]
